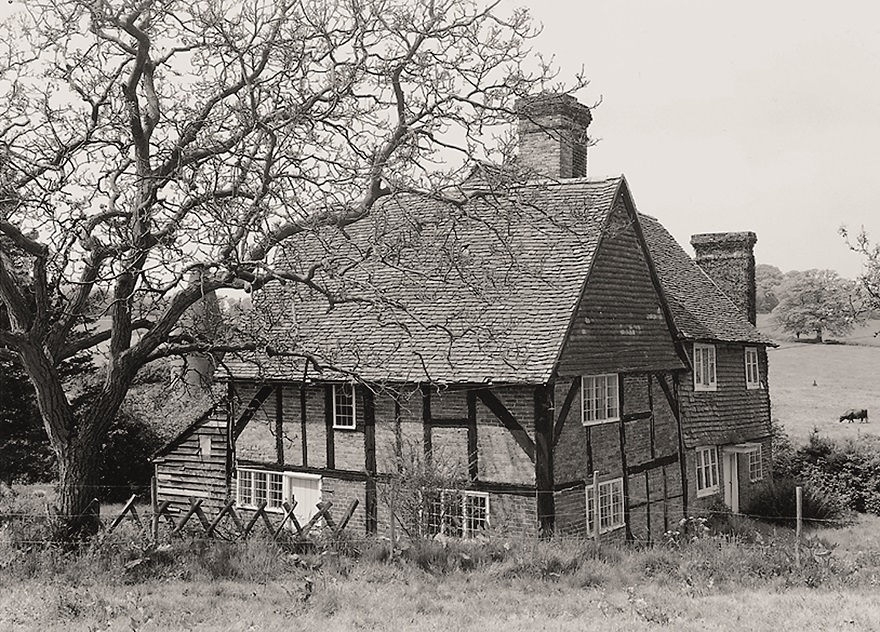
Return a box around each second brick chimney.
[690,232,758,325]
[515,93,592,179]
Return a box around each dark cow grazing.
[839,409,869,423]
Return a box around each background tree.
[841,226,880,322]
[771,269,860,342]
[755,263,784,314]
[0,0,581,536]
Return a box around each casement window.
[236,469,322,523]
[427,490,490,538]
[585,478,625,534]
[693,344,717,391]
[695,446,720,497]
[237,468,285,510]
[581,374,620,425]
[333,383,356,429]
[748,446,764,482]
[744,347,760,389]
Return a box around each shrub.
[744,477,845,526]
[783,431,880,516]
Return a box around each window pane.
[334,384,355,427]
[254,472,267,505]
[268,473,283,508]
[239,470,253,505]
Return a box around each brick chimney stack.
[515,93,592,179]
[690,232,758,325]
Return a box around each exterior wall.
[223,380,544,537]
[679,342,772,448]
[686,434,772,515]
[154,407,229,515]
[552,372,684,543]
[555,196,685,377]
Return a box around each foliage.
[98,410,165,503]
[377,437,468,541]
[756,264,784,314]
[841,226,880,328]
[771,269,860,341]
[743,477,845,526]
[770,427,880,517]
[0,0,580,537]
[0,358,54,484]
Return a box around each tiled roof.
[224,177,624,384]
[639,214,775,345]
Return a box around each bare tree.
[0,0,584,537]
[841,226,880,325]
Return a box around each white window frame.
[748,446,764,482]
[581,374,620,426]
[693,344,717,392]
[427,490,490,538]
[236,468,285,511]
[332,383,357,429]
[585,478,625,534]
[744,347,760,389]
[695,446,720,497]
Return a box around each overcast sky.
[520,0,879,278]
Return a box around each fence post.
[592,471,600,542]
[795,485,803,567]
[151,476,159,543]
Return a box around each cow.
[839,409,869,423]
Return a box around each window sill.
[693,386,718,393]
[582,417,620,427]
[332,425,358,431]
[696,486,719,498]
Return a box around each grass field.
[757,315,880,444]
[3,513,880,631]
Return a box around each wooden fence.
[104,492,359,544]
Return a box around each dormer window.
[693,344,717,392]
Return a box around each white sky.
[521,0,880,278]
[3,1,877,278]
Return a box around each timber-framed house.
[154,94,774,541]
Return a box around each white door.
[722,451,739,513]
[284,473,322,526]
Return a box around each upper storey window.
[745,347,760,389]
[582,374,620,425]
[333,383,356,429]
[693,344,717,392]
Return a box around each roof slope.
[225,177,626,384]
[639,214,774,345]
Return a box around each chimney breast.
[515,93,592,179]
[690,232,758,325]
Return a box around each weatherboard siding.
[154,408,229,515]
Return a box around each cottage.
[153,94,773,541]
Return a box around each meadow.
[759,316,880,443]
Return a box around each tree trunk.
[816,329,824,343]
[53,434,103,539]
